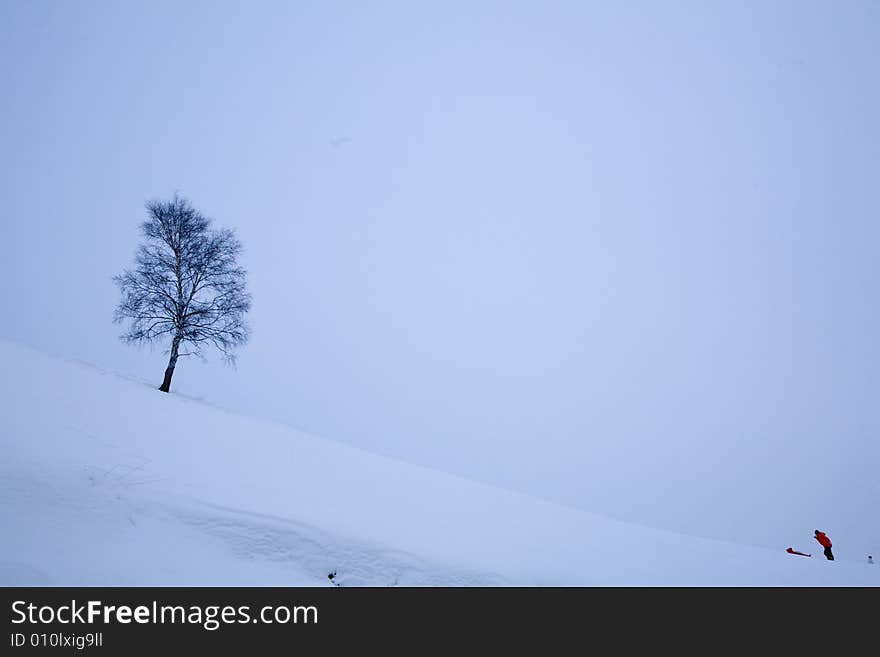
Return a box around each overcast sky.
[2,0,878,550]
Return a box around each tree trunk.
[158,335,182,393]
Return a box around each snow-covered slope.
[0,339,875,586]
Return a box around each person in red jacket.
[814,530,834,560]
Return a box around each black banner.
[1,587,872,653]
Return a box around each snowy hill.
[0,339,876,586]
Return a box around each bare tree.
[113,195,251,392]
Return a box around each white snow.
[0,339,876,586]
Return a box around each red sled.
[786,547,811,557]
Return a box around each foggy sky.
[2,0,878,552]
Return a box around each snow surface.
[1,339,876,586]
